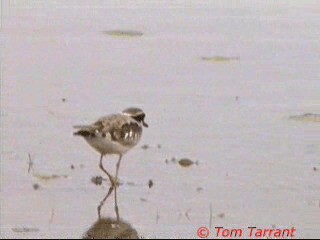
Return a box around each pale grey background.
[1,0,320,238]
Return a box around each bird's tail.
[73,125,95,137]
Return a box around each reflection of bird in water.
[74,108,148,186]
[83,187,139,239]
[83,218,139,239]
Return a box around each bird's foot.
[109,176,122,187]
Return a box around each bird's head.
[122,107,148,128]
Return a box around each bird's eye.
[132,114,145,122]
[139,114,145,121]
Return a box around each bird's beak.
[143,121,148,128]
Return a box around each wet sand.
[1,1,320,238]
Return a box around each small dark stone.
[62,98,66,102]
[91,176,103,186]
[157,144,162,149]
[141,144,150,150]
[148,180,154,188]
[70,165,75,170]
[33,183,40,190]
[178,158,195,167]
[102,133,106,138]
[313,167,318,171]
[217,213,225,218]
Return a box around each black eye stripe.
[132,114,145,122]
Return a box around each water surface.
[1,1,320,238]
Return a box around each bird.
[73,107,148,186]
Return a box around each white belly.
[84,136,133,155]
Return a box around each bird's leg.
[99,154,116,186]
[97,186,114,220]
[114,154,123,187]
[114,187,120,222]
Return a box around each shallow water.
[1,1,320,238]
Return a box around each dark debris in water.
[178,158,194,167]
[201,56,240,63]
[178,158,199,167]
[141,144,150,150]
[91,176,104,186]
[141,144,162,150]
[27,153,33,174]
[289,113,320,122]
[103,30,143,37]
[156,211,160,224]
[196,187,203,192]
[148,179,154,189]
[12,227,40,233]
[165,158,175,164]
[185,209,191,221]
[165,157,199,168]
[126,182,136,186]
[33,183,40,190]
[33,173,69,181]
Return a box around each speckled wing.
[73,124,101,137]
[94,114,143,147]
[73,114,122,138]
[74,114,143,147]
